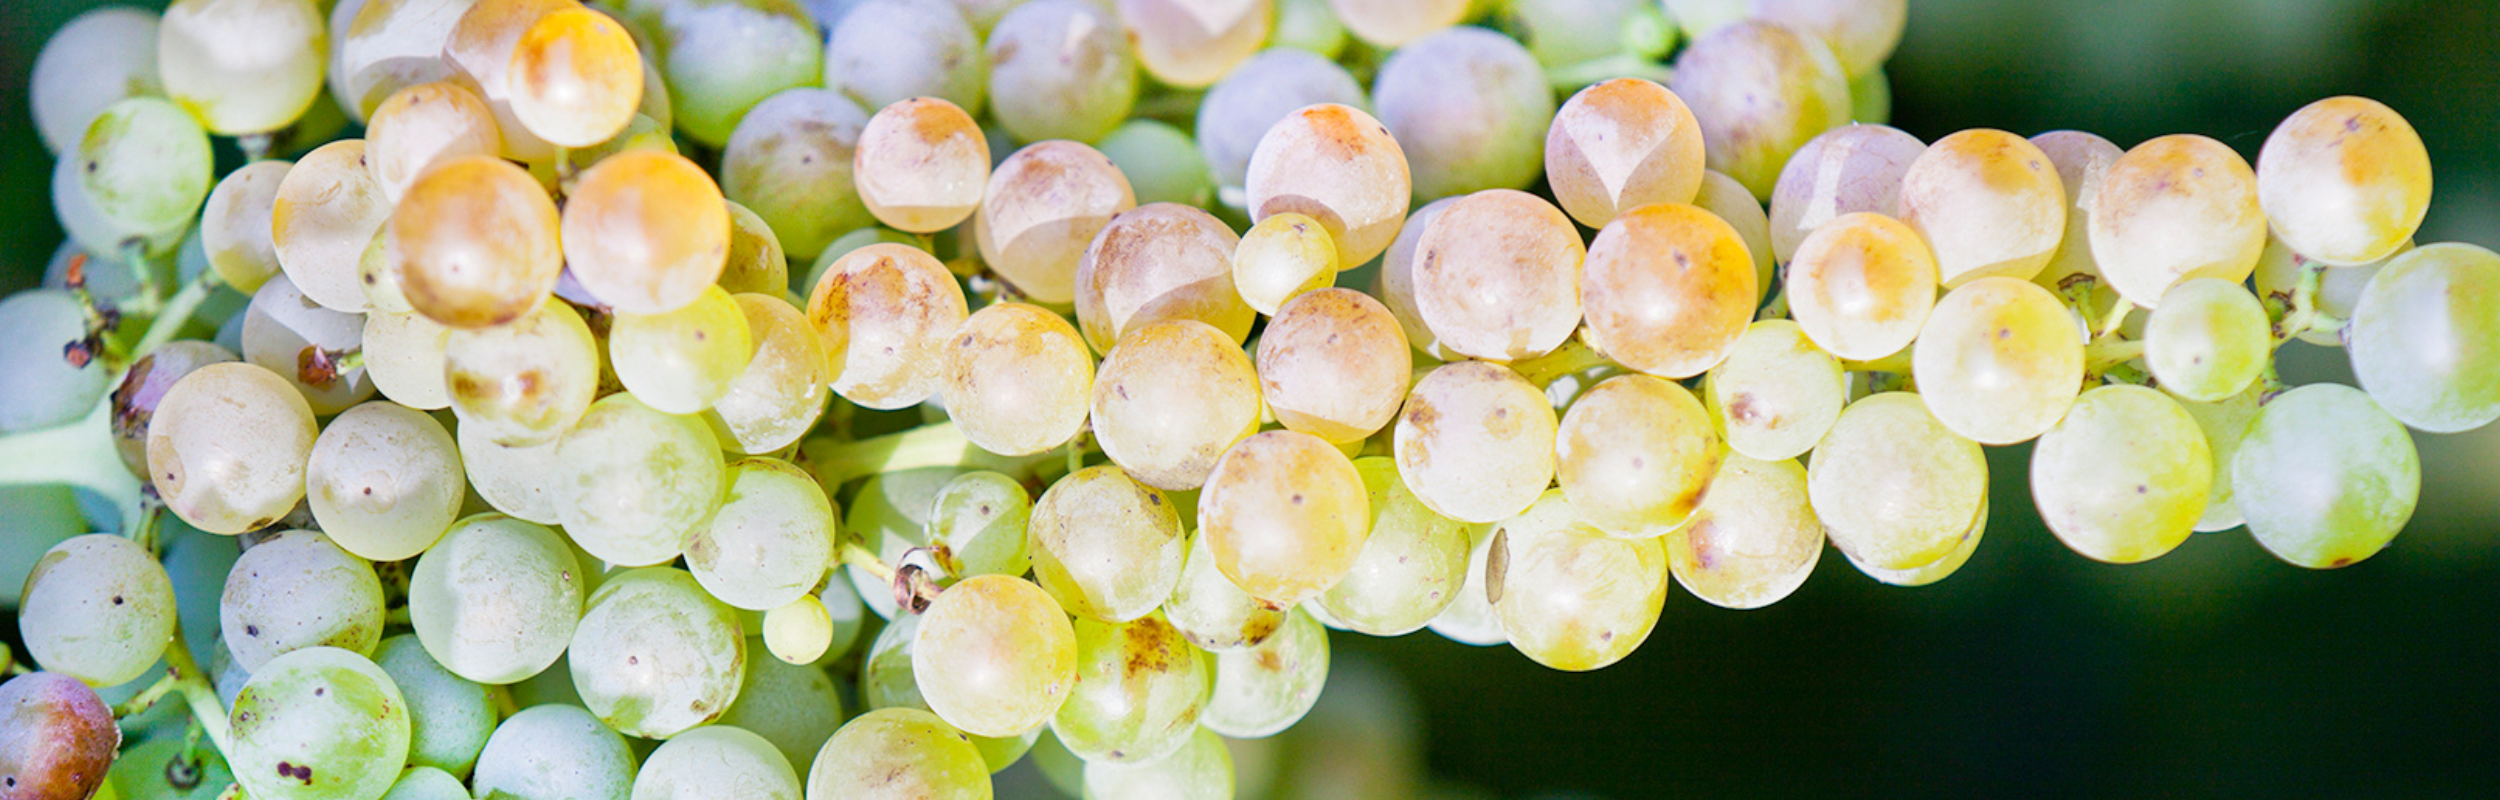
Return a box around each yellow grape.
[706,293,832,455]
[976,140,1137,305]
[390,154,563,329]
[561,149,732,315]
[912,574,1079,739]
[610,284,755,414]
[1545,77,1707,229]
[1052,612,1212,765]
[1806,392,1988,571]
[1316,457,1471,636]
[362,311,453,411]
[717,201,789,297]
[1231,213,1339,316]
[2029,384,2211,564]
[806,243,970,410]
[553,395,729,568]
[1555,374,1722,539]
[442,0,574,161]
[1373,197,1456,360]
[1666,455,1823,610]
[1029,466,1188,623]
[272,139,391,313]
[942,302,1094,457]
[853,96,990,234]
[1844,496,1986,588]
[506,7,641,148]
[805,709,991,800]
[147,363,318,534]
[1409,189,1584,362]
[1393,361,1557,524]
[1896,128,2066,286]
[200,159,292,295]
[2089,134,2267,307]
[1075,203,1257,352]
[1090,320,1264,491]
[443,299,600,447]
[1326,0,1466,47]
[1693,168,1778,300]
[1244,103,1412,268]
[159,0,328,135]
[1784,211,1937,361]
[1198,430,1372,609]
[1579,201,1758,378]
[1490,491,1670,672]
[1911,276,2083,445]
[1255,288,1411,443]
[1113,0,1272,88]
[2255,96,2432,266]
[1704,319,1846,462]
[1163,530,1287,652]
[366,81,501,204]
[334,0,469,123]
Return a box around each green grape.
[445,300,599,447]
[1768,123,1924,264]
[1199,430,1373,608]
[1844,496,1986,587]
[630,725,801,800]
[1491,491,1670,671]
[1115,0,1272,88]
[1706,320,1847,461]
[1545,77,1707,229]
[639,0,823,148]
[1580,201,1758,377]
[389,155,564,329]
[562,150,733,315]
[1394,361,1558,524]
[942,302,1094,457]
[1084,726,1235,800]
[912,575,1078,738]
[719,636,851,772]
[1234,212,1340,316]
[706,294,831,455]
[240,273,375,414]
[271,140,389,313]
[610,285,754,414]
[108,734,237,800]
[361,312,452,411]
[1273,0,1348,56]
[569,567,747,738]
[1257,288,1411,443]
[110,341,239,481]
[1201,608,1329,738]
[1896,128,2066,286]
[554,393,728,567]
[1090,320,1265,490]
[1050,613,1210,764]
[804,708,992,800]
[852,97,990,234]
[2029,130,2126,324]
[305,403,464,562]
[806,243,971,410]
[927,471,1034,579]
[719,202,789,296]
[2179,386,2260,533]
[720,89,870,263]
[503,652,580,710]
[1426,522,1507,646]
[2089,134,2268,307]
[1517,0,1652,69]
[371,635,494,777]
[1693,169,1779,299]
[2233,384,2421,568]
[1375,27,1555,200]
[2030,384,2212,563]
[30,6,161,155]
[1030,466,1188,622]
[221,531,385,672]
[228,647,411,800]
[1194,49,1366,199]
[2348,243,2500,432]
[1327,0,1465,47]
[333,0,469,126]
[1670,20,1851,199]
[379,767,465,800]
[686,458,836,612]
[2256,96,2431,266]
[2143,278,2270,402]
[1556,374,1723,538]
[201,159,292,294]
[1667,455,1822,609]
[1408,190,1584,363]
[1097,121,1214,208]
[0,487,85,613]
[1244,103,1412,267]
[17,535,175,687]
[822,0,986,114]
[976,141,1137,304]
[764,595,834,664]
[844,468,963,620]
[74,98,215,251]
[1314,458,1470,635]
[1030,729,1087,798]
[506,7,642,148]
[160,0,327,135]
[1808,392,1989,571]
[862,613,1036,771]
[1074,204,1257,352]
[1912,277,2084,445]
[985,0,1138,144]
[410,515,583,684]
[470,704,637,800]
[454,424,562,524]
[1785,211,1937,361]
[148,362,319,532]
[0,290,111,434]
[1164,531,1289,652]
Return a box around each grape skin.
[2089,134,2269,307]
[851,97,990,234]
[2233,384,2422,569]
[2256,96,2433,266]
[1896,128,2066,287]
[1244,103,1412,268]
[0,291,114,435]
[568,567,747,739]
[1255,288,1412,443]
[1316,458,1472,636]
[1051,612,1211,764]
[1911,277,2084,445]
[507,8,644,148]
[443,300,600,448]
[1075,203,1257,352]
[720,89,871,262]
[1808,392,1989,571]
[227,647,412,800]
[1670,20,1852,199]
[1556,373,1724,539]
[975,140,1137,305]
[304,402,466,562]
[19,535,178,688]
[148,362,319,534]
[1194,49,1366,198]
[2028,130,2126,320]
[1769,123,1926,265]
[1163,531,1289,653]
[807,243,971,410]
[941,303,1094,458]
[2143,277,2271,403]
[805,708,992,800]
[1706,319,1847,461]
[1029,466,1188,623]
[553,394,728,568]
[1232,212,1339,316]
[2346,242,2500,432]
[684,459,836,612]
[1667,455,1824,609]
[2030,385,2212,564]
[389,155,564,330]
[1545,77,1708,229]
[470,704,636,800]
[1198,430,1373,608]
[1412,189,1585,363]
[1200,609,1329,738]
[30,7,161,156]
[1579,201,1759,378]
[704,293,832,455]
[1089,320,1264,491]
[629,725,801,800]
[1373,26,1556,201]
[609,284,755,415]
[561,150,734,315]
[984,0,1140,144]
[200,159,293,294]
[1393,361,1558,524]
[1490,491,1671,672]
[0,673,119,800]
[159,0,329,136]
[410,515,583,685]
[371,635,496,777]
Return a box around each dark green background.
[8,1,2500,797]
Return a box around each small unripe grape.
[1232,213,1339,316]
[927,471,1035,580]
[2143,277,2271,403]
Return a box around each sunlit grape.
[221,530,384,672]
[1409,190,1583,362]
[333,0,470,124]
[31,7,160,155]
[1545,78,1707,229]
[1164,529,1285,654]
[1314,457,1470,635]
[1030,465,1188,622]
[1244,103,1412,268]
[504,7,641,148]
[823,0,987,114]
[0,672,118,800]
[443,299,598,446]
[18,535,176,687]
[1694,168,1779,298]
[148,362,318,534]
[554,394,728,568]
[1670,20,1851,198]
[986,0,1138,144]
[1580,201,1758,377]
[631,725,801,800]
[569,567,746,738]
[1075,204,1257,352]
[391,155,563,329]
[305,402,463,562]
[2090,134,2268,307]
[1375,26,1556,200]
[977,141,1137,304]
[2143,277,2270,402]
[853,97,990,234]
[201,159,292,294]
[714,202,788,298]
[720,89,870,262]
[1115,0,1272,88]
[1768,123,1924,264]
[912,574,1078,738]
[860,613,1042,771]
[1394,361,1557,524]
[1198,430,1372,608]
[1490,491,1670,672]
[228,647,411,800]
[442,0,572,161]
[1091,320,1264,490]
[160,0,328,134]
[1912,277,2083,445]
[410,514,583,684]
[1233,213,1340,316]
[706,293,832,454]
[1200,608,1328,738]
[804,708,991,800]
[1257,288,1410,443]
[1843,495,1985,588]
[1326,0,1465,47]
[807,242,970,409]
[1195,48,1367,198]
[1705,320,1846,461]
[1667,455,1822,609]
[470,704,636,800]
[2233,384,2420,568]
[2027,384,2211,564]
[2256,96,2432,266]
[1808,392,1989,570]
[943,303,1094,457]
[610,284,754,414]
[71,98,214,255]
[562,149,733,315]
[110,341,239,478]
[927,471,1033,580]
[2347,243,2500,432]
[1895,128,2065,286]
[680,459,834,613]
[1054,613,1213,767]
[1556,374,1722,539]
[1784,211,1936,360]
[268,140,389,313]
[2028,129,2126,321]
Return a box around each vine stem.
[132,270,224,358]
[2271,259,2330,347]
[2085,338,2147,374]
[161,619,232,758]
[0,398,146,529]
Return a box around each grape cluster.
[0,0,2484,799]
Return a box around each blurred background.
[8,0,2500,797]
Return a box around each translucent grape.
[1808,392,1989,570]
[1580,201,1759,377]
[1768,123,1924,264]
[160,0,328,134]
[1163,531,1289,652]
[1394,361,1558,524]
[1784,211,1936,360]
[764,595,834,664]
[1666,455,1822,609]
[1705,320,1846,461]
[30,7,161,155]
[1233,213,1340,316]
[0,673,118,800]
[2233,383,2421,568]
[2180,387,2259,533]
[1515,0,1654,69]
[1091,320,1264,490]
[390,155,564,329]
[686,459,836,611]
[73,98,215,251]
[1200,608,1328,738]
[1490,491,1671,671]
[610,285,754,414]
[1912,277,2084,445]
[110,341,239,479]
[554,394,728,567]
[227,647,411,800]
[1326,0,1465,47]
[2027,384,2211,564]
[2143,277,2270,402]
[1896,128,2066,286]
[1272,0,1347,56]
[1029,465,1188,622]
[1545,77,1708,229]
[706,294,832,454]
[1844,496,1985,588]
[1244,103,1412,268]
[1198,430,1372,608]
[942,303,1093,457]
[1312,457,1470,635]
[371,635,494,777]
[241,273,375,414]
[1425,523,1507,646]
[2028,130,2125,322]
[17,535,175,687]
[1050,613,1212,766]
[1409,190,1582,362]
[1074,203,1257,352]
[201,159,293,294]
[822,0,987,115]
[2089,134,2267,307]
[1556,374,1723,539]
[1257,288,1411,443]
[631,725,802,800]
[2256,96,2432,266]
[1115,0,1272,88]
[804,708,991,800]
[443,299,598,446]
[985,0,1138,144]
[569,567,746,738]
[1098,120,1214,207]
[720,88,870,262]
[1375,26,1556,200]
[505,7,641,148]
[441,0,572,160]
[977,140,1137,304]
[221,530,384,672]
[361,312,453,411]
[2347,243,2500,432]
[1669,20,1851,198]
[562,149,733,315]
[470,705,636,800]
[332,0,471,124]
[921,473,1030,581]
[852,97,990,234]
[911,574,1079,738]
[1194,48,1367,197]
[147,362,318,534]
[719,636,852,772]
[806,242,971,409]
[273,142,389,313]
[716,202,789,297]
[0,291,110,434]
[305,402,464,562]
[410,514,582,684]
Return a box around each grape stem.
[2095,298,2135,340]
[796,421,1058,488]
[839,539,896,584]
[112,672,182,718]
[1842,350,1913,374]
[132,270,226,360]
[160,618,233,759]
[0,397,147,531]
[2085,338,2146,374]
[2271,259,2329,346]
[119,238,163,314]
